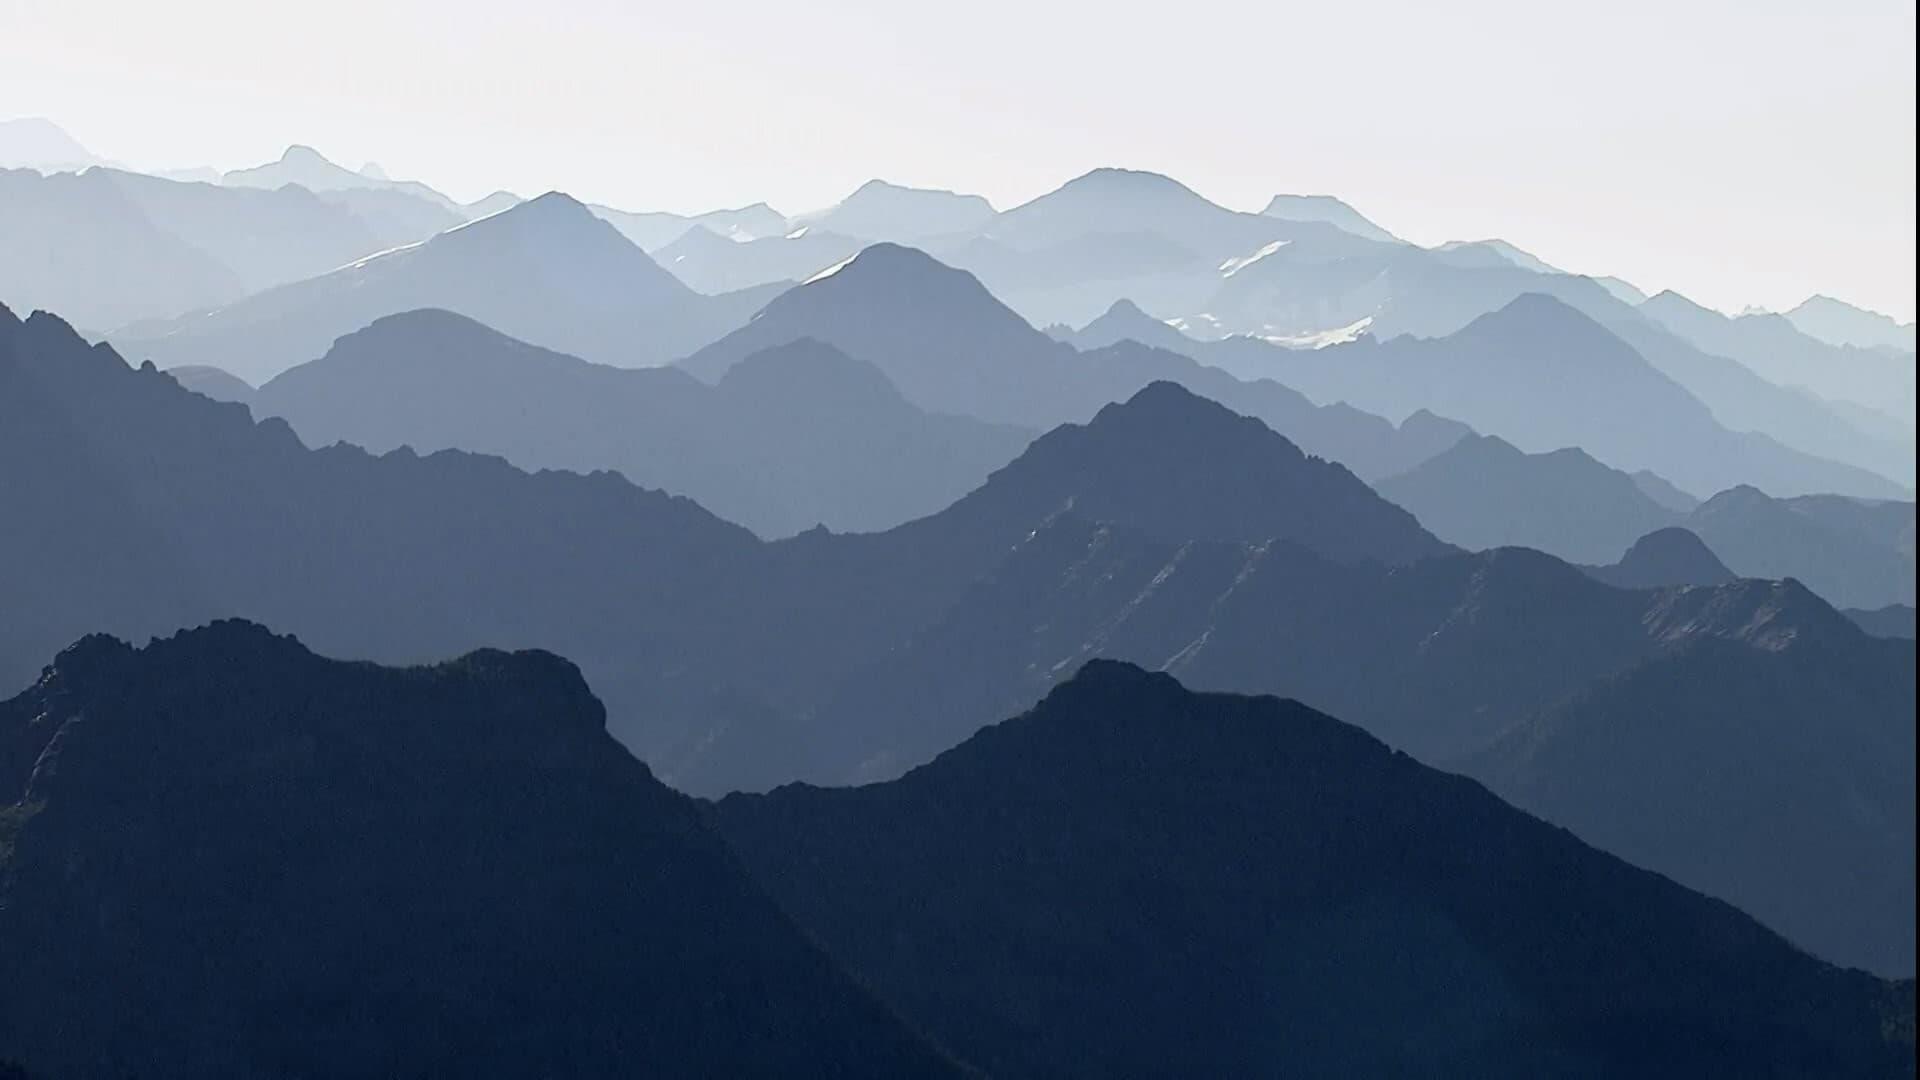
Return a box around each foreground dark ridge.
[715,659,1916,1079]
[0,621,961,1079]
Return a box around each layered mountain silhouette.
[165,363,255,405]
[1261,193,1398,241]
[0,622,960,1077]
[111,193,775,383]
[714,660,1914,1076]
[1467,619,1917,978]
[220,143,480,218]
[653,222,861,294]
[10,300,1916,977]
[589,200,789,251]
[1270,294,1907,499]
[1376,435,1680,564]
[1787,295,1917,353]
[1372,432,1914,608]
[680,243,1470,481]
[251,309,1033,536]
[1845,604,1917,639]
[792,179,997,242]
[1582,527,1736,589]
[1685,486,1917,610]
[1642,290,1916,422]
[0,117,108,171]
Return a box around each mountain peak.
[1060,167,1200,197]
[279,143,333,166]
[1611,527,1735,586]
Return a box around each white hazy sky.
[3,0,1914,319]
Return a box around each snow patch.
[1217,239,1290,277]
[803,253,859,284]
[1259,315,1374,349]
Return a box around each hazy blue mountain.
[1594,275,1649,305]
[653,223,860,294]
[462,189,522,216]
[221,143,465,215]
[680,243,1471,481]
[1582,527,1736,590]
[1087,230,1912,486]
[1432,238,1560,274]
[1373,428,1913,607]
[1275,294,1906,498]
[1633,468,1702,512]
[1375,434,1678,564]
[792,178,997,242]
[2,165,469,331]
[112,192,770,383]
[589,201,788,251]
[0,621,961,1078]
[1642,289,1916,422]
[1686,486,1916,609]
[0,167,243,329]
[0,117,107,171]
[1468,625,1916,978]
[1788,295,1917,353]
[253,309,1033,537]
[1260,193,1398,241]
[935,168,1384,328]
[1845,604,1916,639]
[165,363,255,406]
[715,660,1914,1077]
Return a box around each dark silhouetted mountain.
[714,660,1913,1077]
[1845,604,1917,639]
[252,309,1033,536]
[590,200,789,251]
[1468,622,1916,977]
[1642,290,1915,422]
[680,244,1473,481]
[1261,193,1398,241]
[1633,468,1702,512]
[0,621,960,1078]
[1583,527,1736,589]
[653,222,861,294]
[1788,295,1917,353]
[793,179,997,242]
[0,117,106,171]
[111,193,770,383]
[1267,293,1907,499]
[1686,486,1916,610]
[164,363,254,406]
[1376,434,1679,563]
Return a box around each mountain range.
[4,298,1915,980]
[248,309,1033,537]
[111,192,776,383]
[1376,433,1917,609]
